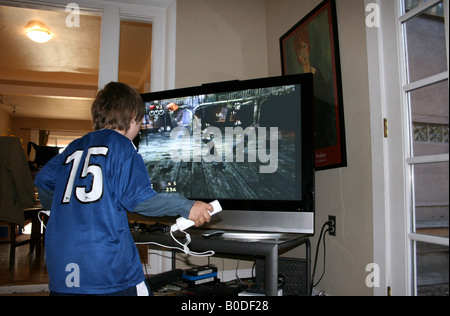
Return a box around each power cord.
[38,210,51,229]
[310,219,333,295]
[135,229,215,257]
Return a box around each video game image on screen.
[138,83,302,202]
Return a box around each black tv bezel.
[140,74,315,215]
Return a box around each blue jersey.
[35,129,157,294]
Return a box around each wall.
[176,0,374,295]
[0,107,12,135]
[266,0,373,296]
[175,0,269,88]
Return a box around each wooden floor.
[0,237,49,296]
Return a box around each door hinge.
[384,118,388,138]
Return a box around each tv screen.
[140,74,314,234]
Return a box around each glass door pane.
[404,0,446,16]
[410,80,449,157]
[415,242,449,296]
[404,2,447,83]
[413,162,449,238]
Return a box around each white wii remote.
[170,200,222,232]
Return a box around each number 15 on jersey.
[62,146,109,204]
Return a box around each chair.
[27,141,61,170]
[0,136,36,267]
[2,208,46,267]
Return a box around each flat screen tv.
[139,74,315,235]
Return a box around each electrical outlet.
[328,216,336,236]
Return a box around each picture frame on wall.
[280,0,347,171]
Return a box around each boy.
[35,82,213,296]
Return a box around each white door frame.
[365,0,411,296]
[366,0,449,296]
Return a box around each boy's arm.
[132,194,213,227]
[36,187,54,211]
[132,193,194,219]
[34,153,61,211]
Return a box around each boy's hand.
[188,201,213,227]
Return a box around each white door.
[367,0,449,296]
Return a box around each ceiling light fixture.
[25,20,53,43]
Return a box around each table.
[132,229,311,296]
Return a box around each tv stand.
[132,229,311,296]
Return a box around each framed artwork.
[280,0,347,170]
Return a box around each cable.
[310,220,332,295]
[235,258,244,284]
[135,229,215,257]
[38,210,50,229]
[313,227,330,287]
[310,221,327,290]
[138,246,149,277]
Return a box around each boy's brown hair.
[91,82,145,132]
